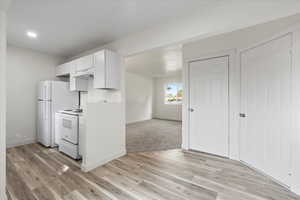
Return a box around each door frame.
[182,49,240,160]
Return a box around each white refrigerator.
[37,81,79,147]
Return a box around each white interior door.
[189,56,229,157]
[240,34,292,186]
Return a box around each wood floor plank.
[99,166,163,200]
[59,170,113,200]
[6,158,37,200]
[109,159,217,200]
[77,170,138,200]
[32,185,59,200]
[63,191,88,200]
[6,143,300,200]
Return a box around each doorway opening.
[125,45,183,152]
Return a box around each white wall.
[70,12,300,173]
[73,10,300,61]
[82,102,125,172]
[153,75,182,121]
[0,9,7,200]
[126,72,153,124]
[79,61,125,171]
[6,45,62,147]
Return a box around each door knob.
[188,108,194,112]
[239,113,246,118]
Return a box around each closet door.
[189,56,229,157]
[240,34,292,186]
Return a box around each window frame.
[164,82,183,105]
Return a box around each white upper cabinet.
[94,50,121,90]
[69,60,88,92]
[76,54,95,73]
[70,76,89,92]
[56,63,71,77]
[56,49,121,91]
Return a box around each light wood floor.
[6,143,300,200]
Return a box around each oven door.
[60,114,78,145]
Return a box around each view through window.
[165,83,183,104]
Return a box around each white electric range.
[55,109,83,159]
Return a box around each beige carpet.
[126,119,182,152]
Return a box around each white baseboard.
[6,138,36,148]
[292,185,300,196]
[126,118,152,125]
[240,160,290,189]
[81,149,126,172]
[153,117,182,122]
[181,143,188,150]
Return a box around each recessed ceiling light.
[26,31,38,39]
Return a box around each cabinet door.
[105,50,121,89]
[56,63,70,76]
[94,50,106,88]
[70,76,89,91]
[69,61,77,74]
[70,75,77,91]
[76,55,94,72]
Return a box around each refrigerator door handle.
[43,102,46,120]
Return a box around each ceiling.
[7,1,300,58]
[125,45,182,78]
[7,0,221,58]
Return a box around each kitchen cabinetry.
[70,76,89,92]
[56,49,121,91]
[79,115,86,157]
[56,63,71,76]
[76,55,95,73]
[69,61,89,91]
[94,50,121,90]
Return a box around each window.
[165,83,183,104]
